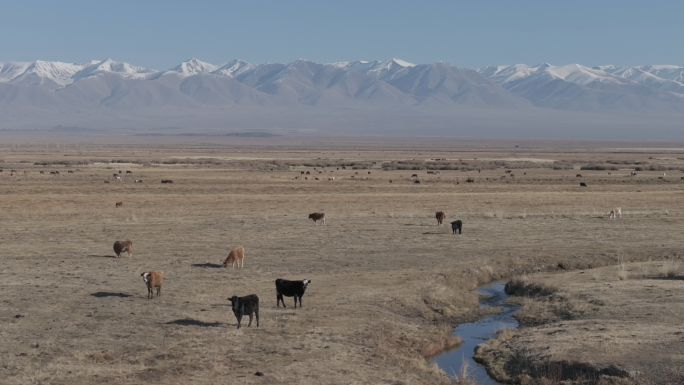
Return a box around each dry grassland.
[1,137,683,384]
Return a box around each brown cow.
[223,246,245,269]
[576,174,582,177]
[115,202,123,208]
[113,241,133,258]
[436,211,446,226]
[141,271,162,299]
[104,180,110,183]
[40,171,44,174]
[68,170,73,173]
[308,213,326,226]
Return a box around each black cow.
[276,279,311,308]
[580,182,588,187]
[228,294,259,329]
[451,220,463,235]
[414,180,420,184]
[126,170,132,174]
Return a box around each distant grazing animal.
[631,171,637,176]
[115,175,121,181]
[500,176,506,179]
[427,171,435,174]
[54,171,59,174]
[40,171,44,174]
[389,180,392,183]
[355,172,358,175]
[308,213,325,225]
[115,202,123,208]
[50,171,56,175]
[113,174,119,178]
[104,180,109,183]
[466,178,474,183]
[681,177,684,180]
[113,240,133,258]
[126,171,132,174]
[11,169,17,172]
[300,171,305,175]
[342,166,346,170]
[328,177,335,181]
[580,182,587,187]
[411,174,418,178]
[505,170,512,174]
[68,170,73,173]
[306,171,310,175]
[134,179,142,183]
[141,271,162,299]
[576,174,582,177]
[161,179,173,183]
[414,180,420,184]
[435,211,446,226]
[228,294,259,328]
[223,246,245,269]
[314,177,319,180]
[663,173,666,177]
[451,220,463,235]
[119,171,122,174]
[609,207,622,219]
[24,171,30,175]
[608,172,611,175]
[368,171,371,174]
[658,176,664,180]
[275,279,311,308]
[304,177,308,180]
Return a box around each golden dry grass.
[1,137,684,384]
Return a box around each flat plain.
[1,136,683,384]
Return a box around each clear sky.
[1,0,681,70]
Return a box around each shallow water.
[433,280,520,384]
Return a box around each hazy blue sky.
[1,0,681,69]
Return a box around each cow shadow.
[166,318,221,327]
[89,254,117,259]
[422,232,444,235]
[90,292,132,298]
[191,263,223,268]
[647,276,684,281]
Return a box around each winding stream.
[433,280,520,384]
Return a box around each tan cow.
[223,246,245,269]
[113,241,133,258]
[141,271,163,299]
[436,211,446,226]
[308,213,326,225]
[609,207,622,219]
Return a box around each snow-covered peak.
[477,64,535,86]
[0,62,33,82]
[212,59,256,78]
[168,58,219,77]
[74,59,158,80]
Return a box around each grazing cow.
[308,213,326,225]
[681,177,684,180]
[368,171,371,174]
[389,180,392,183]
[306,171,310,175]
[54,171,59,175]
[115,202,123,208]
[580,182,588,187]
[134,179,142,183]
[576,174,582,177]
[314,177,319,180]
[414,180,420,184]
[355,172,358,175]
[68,170,73,173]
[50,171,56,175]
[40,171,44,174]
[500,176,506,179]
[228,294,259,328]
[301,171,305,175]
[631,172,637,176]
[411,174,418,178]
[113,240,133,258]
[609,207,622,219]
[141,271,162,299]
[223,246,245,269]
[608,172,612,175]
[115,175,121,181]
[104,180,109,183]
[427,171,435,174]
[342,167,346,170]
[305,177,308,180]
[126,171,132,174]
[505,170,512,174]
[451,220,463,235]
[658,176,664,180]
[435,211,446,226]
[466,178,474,183]
[119,171,122,174]
[275,279,311,308]
[113,174,119,178]
[11,169,17,173]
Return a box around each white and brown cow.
[609,207,622,219]
[141,271,163,299]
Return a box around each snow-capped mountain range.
[0,58,682,134]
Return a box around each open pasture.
[1,138,684,384]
